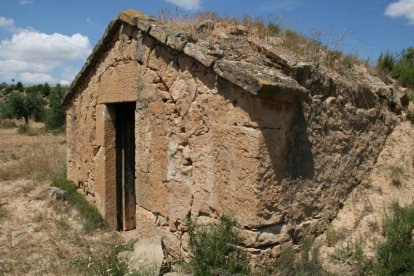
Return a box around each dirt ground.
[0,122,121,275]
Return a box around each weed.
[70,237,142,276]
[277,238,324,276]
[390,165,405,187]
[17,124,28,134]
[372,202,414,275]
[0,204,8,221]
[188,215,251,276]
[377,51,395,74]
[52,175,106,232]
[368,220,380,232]
[267,21,281,35]
[408,109,414,123]
[20,181,35,194]
[325,227,346,247]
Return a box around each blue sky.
[0,0,413,84]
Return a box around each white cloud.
[0,31,91,63]
[19,73,54,84]
[165,0,201,10]
[20,0,34,5]
[385,0,414,24]
[0,17,14,29]
[0,18,91,84]
[60,80,70,86]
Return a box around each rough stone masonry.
[63,10,397,264]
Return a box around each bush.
[52,175,106,232]
[378,48,414,88]
[188,216,250,276]
[393,59,414,88]
[373,203,414,275]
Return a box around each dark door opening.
[115,102,136,231]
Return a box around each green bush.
[373,203,414,275]
[188,216,250,276]
[52,175,106,232]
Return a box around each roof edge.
[63,10,309,106]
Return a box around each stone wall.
[66,20,395,263]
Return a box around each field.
[0,122,123,275]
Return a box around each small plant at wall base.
[52,175,106,232]
[188,215,251,276]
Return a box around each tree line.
[0,82,66,131]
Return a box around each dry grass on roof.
[154,9,372,79]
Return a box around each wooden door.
[115,102,136,230]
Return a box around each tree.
[3,91,44,125]
[15,81,24,92]
[45,84,66,130]
[42,82,51,97]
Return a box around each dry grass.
[0,142,65,181]
[155,9,368,75]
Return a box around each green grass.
[188,216,251,276]
[373,203,414,275]
[52,175,106,232]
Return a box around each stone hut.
[63,10,395,261]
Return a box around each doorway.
[114,102,136,231]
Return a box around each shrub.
[52,175,106,232]
[373,203,414,275]
[188,216,250,276]
[393,59,414,88]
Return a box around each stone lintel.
[214,60,310,103]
